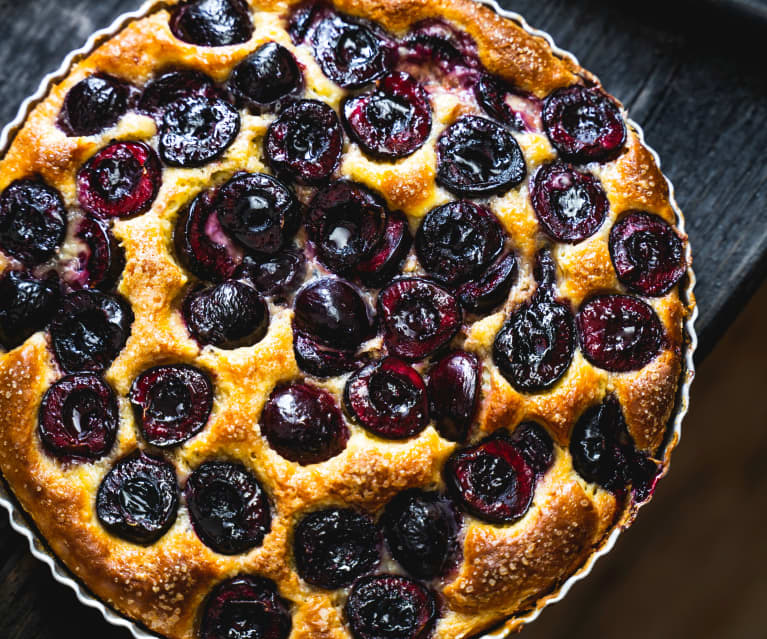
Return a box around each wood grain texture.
[0,0,764,637]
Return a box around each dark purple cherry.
[346,574,436,639]
[183,280,269,349]
[310,11,396,88]
[260,383,348,465]
[570,396,659,499]
[77,141,162,219]
[170,0,253,47]
[160,94,240,167]
[59,74,132,136]
[456,252,517,314]
[96,451,178,544]
[200,575,292,639]
[576,295,663,372]
[382,489,460,580]
[185,461,271,554]
[50,290,133,373]
[0,180,66,266]
[64,217,125,290]
[294,278,374,350]
[511,422,554,477]
[543,85,627,163]
[531,163,608,243]
[214,173,299,255]
[356,210,412,288]
[427,350,480,443]
[475,74,541,133]
[229,42,303,112]
[437,115,526,198]
[0,271,60,349]
[445,431,535,524]
[610,211,686,296]
[264,100,343,184]
[343,72,431,160]
[294,507,380,589]
[344,357,428,440]
[287,1,323,44]
[378,277,461,361]
[138,70,219,118]
[306,181,386,275]
[235,250,306,300]
[39,372,118,459]
[293,332,368,378]
[401,18,480,76]
[130,365,213,447]
[174,190,240,282]
[493,299,575,393]
[416,200,504,286]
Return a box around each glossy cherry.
[64,216,125,291]
[139,70,220,118]
[511,422,554,477]
[39,373,118,459]
[356,210,412,288]
[50,290,133,373]
[185,461,271,554]
[306,181,386,275]
[96,451,178,544]
[160,94,240,167]
[343,72,432,160]
[344,357,429,440]
[229,42,303,112]
[609,211,686,296]
[493,299,575,393]
[260,383,349,465]
[183,280,269,349]
[576,295,663,372]
[130,365,213,447]
[456,252,517,314]
[427,350,480,443]
[77,141,162,219]
[170,0,253,47]
[293,332,368,378]
[293,507,380,589]
[200,575,292,639]
[214,172,300,255]
[401,18,479,77]
[235,250,306,300]
[445,431,535,524]
[378,277,461,361]
[542,85,627,163]
[437,115,526,198]
[346,574,436,639]
[59,74,132,136]
[265,99,343,185]
[416,200,504,286]
[0,179,66,266]
[475,74,541,133]
[0,271,60,349]
[382,489,460,580]
[310,10,396,88]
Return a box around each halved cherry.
[0,179,67,266]
[343,72,432,160]
[378,277,461,361]
[542,85,627,163]
[445,431,535,524]
[306,181,387,275]
[531,163,608,243]
[356,210,412,288]
[293,332,368,378]
[344,357,429,440]
[475,73,541,133]
[77,141,162,219]
[138,70,220,119]
[39,372,118,460]
[401,18,480,77]
[59,74,132,137]
[170,0,253,47]
[437,115,526,198]
[63,216,125,291]
[427,350,480,443]
[456,252,518,314]
[0,271,60,349]
[235,250,306,301]
[511,422,554,477]
[228,42,303,112]
[130,364,213,447]
[576,295,663,372]
[609,211,686,296]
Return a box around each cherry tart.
[0,1,692,639]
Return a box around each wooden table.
[0,0,765,637]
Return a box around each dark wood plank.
[0,0,764,638]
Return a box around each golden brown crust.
[0,1,692,638]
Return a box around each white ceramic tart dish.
[0,1,696,638]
